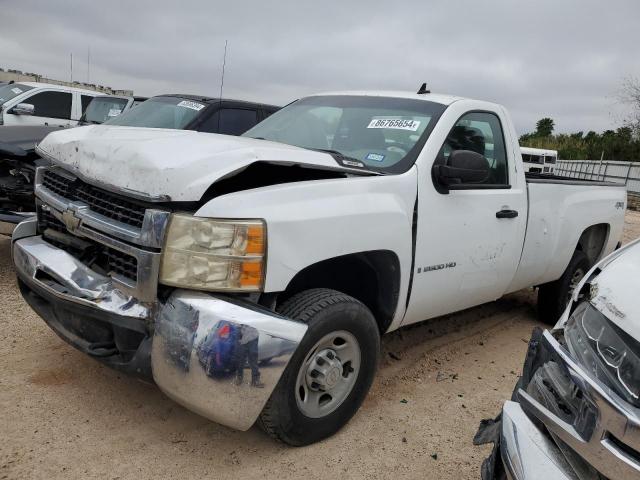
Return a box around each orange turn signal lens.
[245,225,265,255]
[240,261,264,288]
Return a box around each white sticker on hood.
[107,108,122,117]
[177,100,205,111]
[11,87,23,94]
[367,118,421,131]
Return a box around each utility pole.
[87,47,90,83]
[70,53,73,83]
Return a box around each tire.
[258,288,380,446]
[537,250,590,324]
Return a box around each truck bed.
[525,171,625,188]
[507,175,627,294]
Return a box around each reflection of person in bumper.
[234,325,264,388]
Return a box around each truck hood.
[36,125,374,201]
[590,240,640,342]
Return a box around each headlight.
[565,301,640,406]
[159,214,266,292]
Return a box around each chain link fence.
[555,160,640,194]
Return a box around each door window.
[23,91,72,120]
[216,108,258,135]
[438,112,508,185]
[81,95,95,113]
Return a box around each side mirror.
[11,103,35,116]
[434,150,490,186]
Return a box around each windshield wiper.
[310,148,362,164]
[307,148,385,174]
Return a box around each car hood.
[36,125,375,201]
[590,240,640,342]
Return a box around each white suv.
[0,82,104,127]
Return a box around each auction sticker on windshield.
[367,118,421,131]
[177,100,205,111]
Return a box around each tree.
[535,117,555,137]
[619,76,640,136]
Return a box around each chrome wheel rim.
[295,330,361,418]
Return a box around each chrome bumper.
[152,291,307,430]
[500,402,575,480]
[504,330,640,480]
[0,210,35,235]
[14,234,308,431]
[14,235,150,319]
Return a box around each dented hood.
[590,240,640,342]
[36,125,369,201]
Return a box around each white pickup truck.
[0,82,104,127]
[12,90,626,446]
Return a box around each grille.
[42,170,147,228]
[38,209,138,282]
[104,248,138,281]
[38,209,67,234]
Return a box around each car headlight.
[565,301,640,406]
[159,214,266,292]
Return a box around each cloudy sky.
[1,0,638,134]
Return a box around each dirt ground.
[2,209,640,480]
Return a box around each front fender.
[195,167,417,312]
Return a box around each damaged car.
[0,95,144,234]
[0,95,278,236]
[12,90,626,445]
[476,238,640,479]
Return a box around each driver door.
[403,110,527,325]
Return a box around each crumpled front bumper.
[0,209,34,235]
[497,330,640,480]
[13,233,307,431]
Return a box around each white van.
[0,82,104,128]
[521,146,558,174]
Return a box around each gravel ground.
[2,210,639,480]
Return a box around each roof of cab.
[158,94,279,109]
[309,90,466,106]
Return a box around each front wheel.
[258,288,380,446]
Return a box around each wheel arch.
[277,250,401,334]
[575,223,610,265]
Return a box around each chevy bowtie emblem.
[61,209,82,232]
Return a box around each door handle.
[496,209,518,219]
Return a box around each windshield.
[104,96,207,129]
[0,83,34,106]
[243,95,446,172]
[80,97,129,124]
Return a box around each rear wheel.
[537,250,590,324]
[258,288,380,446]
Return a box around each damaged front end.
[0,130,55,235]
[13,230,308,430]
[476,253,640,479]
[12,163,309,431]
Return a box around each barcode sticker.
[177,100,205,111]
[367,118,420,131]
